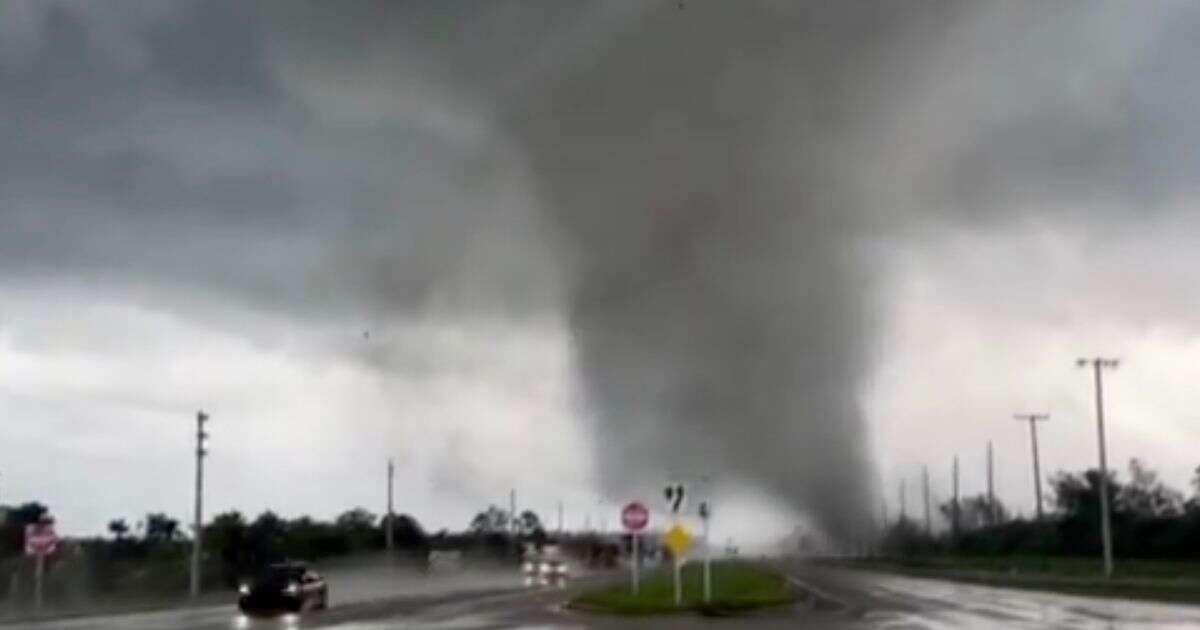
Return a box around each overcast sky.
[3,1,1200,546]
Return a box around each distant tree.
[514,510,542,535]
[939,494,1008,531]
[1050,468,1118,516]
[144,513,180,542]
[0,502,49,558]
[384,514,429,550]
[335,508,378,551]
[248,511,288,565]
[205,511,250,584]
[287,516,344,559]
[1119,458,1183,517]
[1188,465,1200,512]
[469,505,510,534]
[336,508,377,530]
[514,510,547,544]
[6,502,48,526]
[1049,468,1123,556]
[881,517,936,557]
[108,518,130,540]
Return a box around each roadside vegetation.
[0,502,606,616]
[572,561,795,616]
[849,458,1200,602]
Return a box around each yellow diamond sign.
[663,523,693,557]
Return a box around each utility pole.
[880,497,888,530]
[1014,414,1050,520]
[952,455,960,538]
[922,465,931,535]
[509,488,518,556]
[986,441,996,525]
[1079,357,1119,578]
[190,411,208,599]
[557,500,564,536]
[899,478,907,522]
[385,459,395,552]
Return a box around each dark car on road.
[238,562,328,614]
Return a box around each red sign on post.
[24,522,58,557]
[621,501,650,532]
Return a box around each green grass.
[571,561,796,616]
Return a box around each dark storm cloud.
[1,0,558,333]
[936,7,1200,216]
[4,0,1199,539]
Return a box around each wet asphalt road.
[7,562,1200,629]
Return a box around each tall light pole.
[385,459,395,552]
[1014,413,1050,520]
[190,411,208,599]
[1078,357,1119,578]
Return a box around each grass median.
[570,560,796,616]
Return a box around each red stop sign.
[24,522,58,557]
[622,501,649,531]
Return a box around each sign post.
[663,524,693,607]
[34,554,43,611]
[674,551,682,606]
[24,519,58,612]
[663,483,690,607]
[621,502,649,595]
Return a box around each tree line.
[0,502,559,608]
[883,458,1200,560]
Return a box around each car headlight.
[238,584,250,596]
[521,562,534,573]
[539,562,551,574]
[284,582,299,596]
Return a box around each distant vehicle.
[522,545,569,587]
[238,561,328,614]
